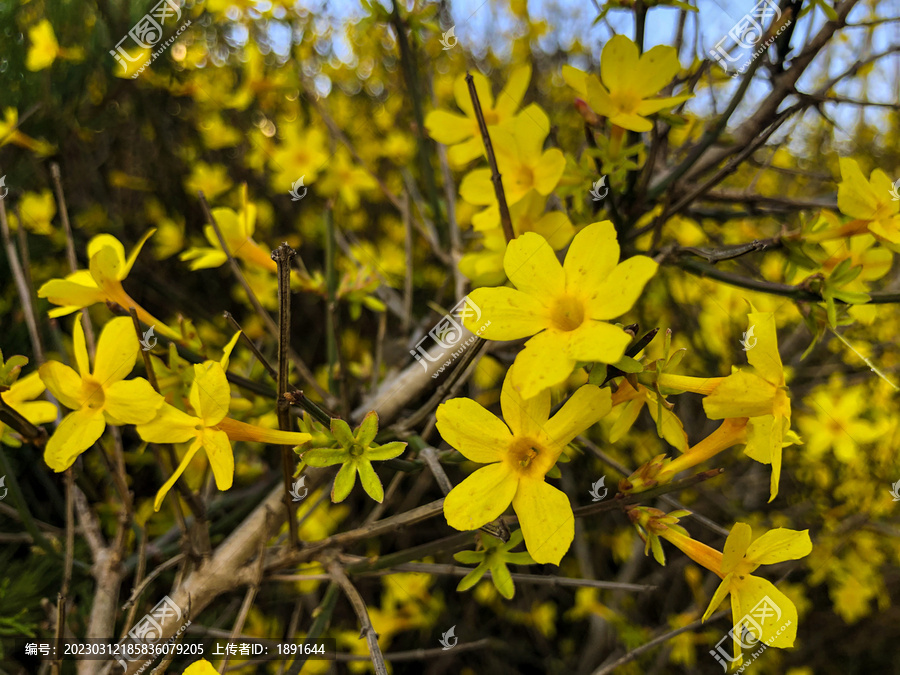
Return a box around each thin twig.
[466,72,514,242]
[272,243,300,547]
[326,558,389,675]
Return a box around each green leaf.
[330,418,355,447]
[456,564,488,592]
[331,462,358,502]
[546,464,561,479]
[489,560,515,599]
[356,459,384,502]
[650,536,667,566]
[832,289,870,304]
[303,447,349,467]
[612,355,644,374]
[356,411,379,446]
[454,551,484,565]
[367,441,407,461]
[587,364,607,385]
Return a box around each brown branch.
[326,557,389,675]
[466,72,514,242]
[272,243,300,548]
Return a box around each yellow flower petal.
[123,229,156,278]
[564,320,631,363]
[731,576,798,649]
[37,276,105,312]
[465,286,550,340]
[722,522,752,574]
[154,439,202,511]
[500,371,551,439]
[189,362,231,426]
[444,463,516,531]
[136,403,199,444]
[183,660,218,675]
[601,36,640,98]
[745,528,812,565]
[702,575,732,622]
[837,157,879,220]
[459,168,496,206]
[512,478,573,565]
[510,330,577,399]
[87,235,126,271]
[495,65,532,117]
[453,71,493,118]
[44,408,106,472]
[587,255,658,320]
[543,385,611,451]
[745,311,783,385]
[703,371,776,419]
[424,110,472,145]
[72,314,90,377]
[561,65,588,99]
[436,398,511,463]
[635,94,693,116]
[39,361,83,410]
[532,148,566,196]
[202,428,234,491]
[563,221,620,294]
[634,45,682,98]
[104,378,163,425]
[92,317,139,384]
[504,231,565,300]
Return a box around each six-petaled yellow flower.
[39,316,164,472]
[466,221,657,399]
[563,35,691,132]
[437,371,612,564]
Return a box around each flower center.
[550,295,585,332]
[80,377,105,411]
[506,436,552,477]
[483,110,499,125]
[349,443,365,458]
[515,165,535,190]
[611,89,642,114]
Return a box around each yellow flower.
[180,190,276,272]
[437,372,612,564]
[269,125,329,189]
[316,148,378,209]
[466,221,657,399]
[184,162,233,200]
[836,157,900,246]
[701,523,812,663]
[0,108,56,156]
[563,36,691,132]
[25,20,84,72]
[425,66,531,168]
[182,660,217,675]
[0,372,57,447]
[37,230,181,340]
[460,104,566,207]
[39,316,164,471]
[702,311,793,501]
[137,349,311,511]
[461,192,577,287]
[10,190,56,235]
